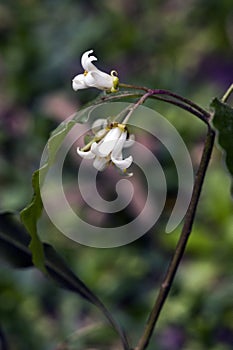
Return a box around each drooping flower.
[77,120,134,174]
[72,50,119,92]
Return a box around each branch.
[92,84,215,350]
[135,125,215,350]
[119,83,211,123]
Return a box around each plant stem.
[149,95,209,125]
[100,85,214,349]
[135,125,215,350]
[101,91,209,125]
[151,89,210,120]
[119,83,210,123]
[122,92,153,124]
[119,82,149,92]
[221,83,233,103]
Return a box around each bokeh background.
[0,1,233,349]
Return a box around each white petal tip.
[112,155,133,170]
[77,147,95,159]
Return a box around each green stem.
[221,83,233,103]
[135,125,215,350]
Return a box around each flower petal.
[77,147,95,159]
[111,130,127,159]
[93,156,109,171]
[92,119,108,134]
[72,50,118,92]
[83,72,99,87]
[124,134,135,148]
[111,155,133,170]
[88,70,114,90]
[90,142,103,157]
[81,49,98,71]
[97,127,121,156]
[72,74,88,90]
[91,119,108,139]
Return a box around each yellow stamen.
[80,128,109,151]
[84,70,88,76]
[109,122,118,129]
[117,123,126,132]
[108,122,126,132]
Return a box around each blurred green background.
[0,1,233,349]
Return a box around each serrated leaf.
[211,98,233,196]
[0,213,129,350]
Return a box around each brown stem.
[99,85,214,350]
[151,89,210,120]
[104,86,211,124]
[119,83,211,121]
[135,126,215,350]
[119,82,149,92]
[149,95,209,125]
[122,91,153,124]
[101,92,209,124]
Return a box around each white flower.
[77,121,134,173]
[72,50,119,92]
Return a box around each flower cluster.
[72,49,119,92]
[77,120,134,174]
[73,50,134,174]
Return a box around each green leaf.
[20,170,46,272]
[211,98,233,196]
[0,213,129,350]
[19,100,113,271]
[19,101,98,267]
[20,119,77,272]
